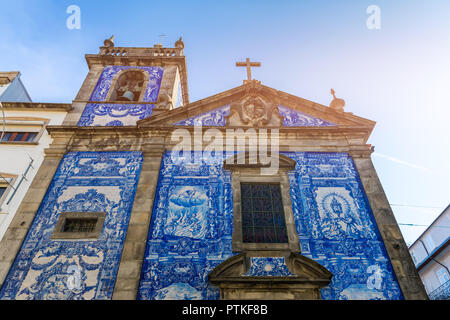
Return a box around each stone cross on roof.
[236,58,261,81]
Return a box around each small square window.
[52,212,106,240]
[63,218,98,233]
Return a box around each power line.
[390,204,445,209]
[398,223,450,229]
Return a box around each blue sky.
[0,0,449,244]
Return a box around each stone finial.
[104,35,114,47]
[329,88,345,112]
[175,37,185,50]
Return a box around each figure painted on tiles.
[166,186,209,239]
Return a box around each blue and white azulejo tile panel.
[284,152,403,300]
[0,151,143,300]
[277,105,336,127]
[137,151,235,300]
[172,105,336,127]
[173,105,231,126]
[139,151,402,300]
[243,257,296,277]
[90,66,164,102]
[78,103,156,126]
[78,66,164,127]
[138,151,402,300]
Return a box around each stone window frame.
[105,68,150,102]
[0,117,49,145]
[224,153,300,253]
[51,212,106,240]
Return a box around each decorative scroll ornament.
[227,95,281,127]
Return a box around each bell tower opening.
[110,70,146,102]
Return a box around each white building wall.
[409,206,450,297]
[417,248,450,294]
[0,109,67,240]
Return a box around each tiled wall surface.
[285,152,403,300]
[138,151,403,300]
[173,105,336,127]
[137,151,234,300]
[0,151,143,300]
[78,66,163,127]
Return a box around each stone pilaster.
[112,150,164,300]
[351,154,428,300]
[158,65,178,101]
[0,152,64,287]
[63,64,105,126]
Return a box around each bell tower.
[64,36,189,126]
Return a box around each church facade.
[0,38,427,300]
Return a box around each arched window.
[109,70,146,102]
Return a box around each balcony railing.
[98,46,183,57]
[429,279,450,300]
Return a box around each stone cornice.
[46,124,372,136]
[85,54,186,69]
[1,102,72,112]
[44,125,374,156]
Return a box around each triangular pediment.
[171,104,336,127]
[137,81,375,131]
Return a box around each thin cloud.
[372,152,434,174]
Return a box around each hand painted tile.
[90,66,163,102]
[243,257,295,277]
[0,151,143,300]
[173,105,231,126]
[138,151,403,300]
[278,105,336,127]
[137,151,235,300]
[283,152,403,300]
[78,103,155,126]
[173,105,336,127]
[78,65,163,127]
